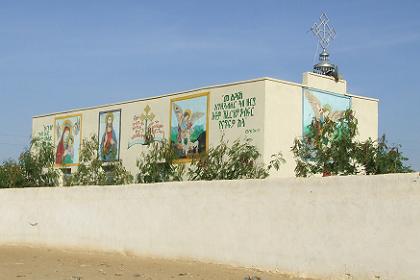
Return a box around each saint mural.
[98,110,121,162]
[303,89,351,135]
[170,93,208,160]
[55,115,81,166]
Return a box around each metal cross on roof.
[311,12,336,50]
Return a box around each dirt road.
[0,245,314,280]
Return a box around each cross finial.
[310,13,340,80]
[311,12,336,51]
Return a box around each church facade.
[32,72,378,178]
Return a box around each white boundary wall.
[1,173,419,280]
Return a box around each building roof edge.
[32,76,377,118]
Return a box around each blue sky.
[0,0,419,170]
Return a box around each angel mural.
[98,110,121,162]
[55,115,81,166]
[303,90,350,135]
[170,93,208,160]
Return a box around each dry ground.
[0,245,315,280]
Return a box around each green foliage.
[189,138,285,180]
[136,138,285,183]
[292,109,412,177]
[292,110,358,177]
[356,135,413,174]
[136,140,185,183]
[0,160,24,188]
[0,137,59,188]
[19,137,61,187]
[68,135,133,186]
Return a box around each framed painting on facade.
[54,114,82,166]
[98,109,121,162]
[303,89,351,135]
[170,92,209,162]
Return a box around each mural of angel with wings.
[303,90,350,135]
[170,93,208,160]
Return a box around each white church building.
[32,71,378,178]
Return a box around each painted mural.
[128,105,164,148]
[303,89,351,135]
[54,114,82,166]
[170,92,209,161]
[98,110,121,162]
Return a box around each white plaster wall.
[208,80,265,155]
[351,96,379,141]
[262,77,379,178]
[302,72,347,95]
[264,80,302,177]
[31,75,379,178]
[1,173,419,280]
[32,80,266,176]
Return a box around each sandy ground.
[0,245,315,280]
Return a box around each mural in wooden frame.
[98,109,121,162]
[170,92,209,162]
[54,114,82,166]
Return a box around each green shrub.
[189,138,285,180]
[0,160,24,188]
[0,137,60,188]
[292,109,412,177]
[136,138,285,183]
[68,135,133,186]
[18,137,60,187]
[136,140,185,183]
[356,135,413,174]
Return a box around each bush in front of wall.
[292,109,413,177]
[136,137,285,183]
[0,137,60,188]
[67,135,133,186]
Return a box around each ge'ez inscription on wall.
[212,91,257,129]
[39,124,53,141]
